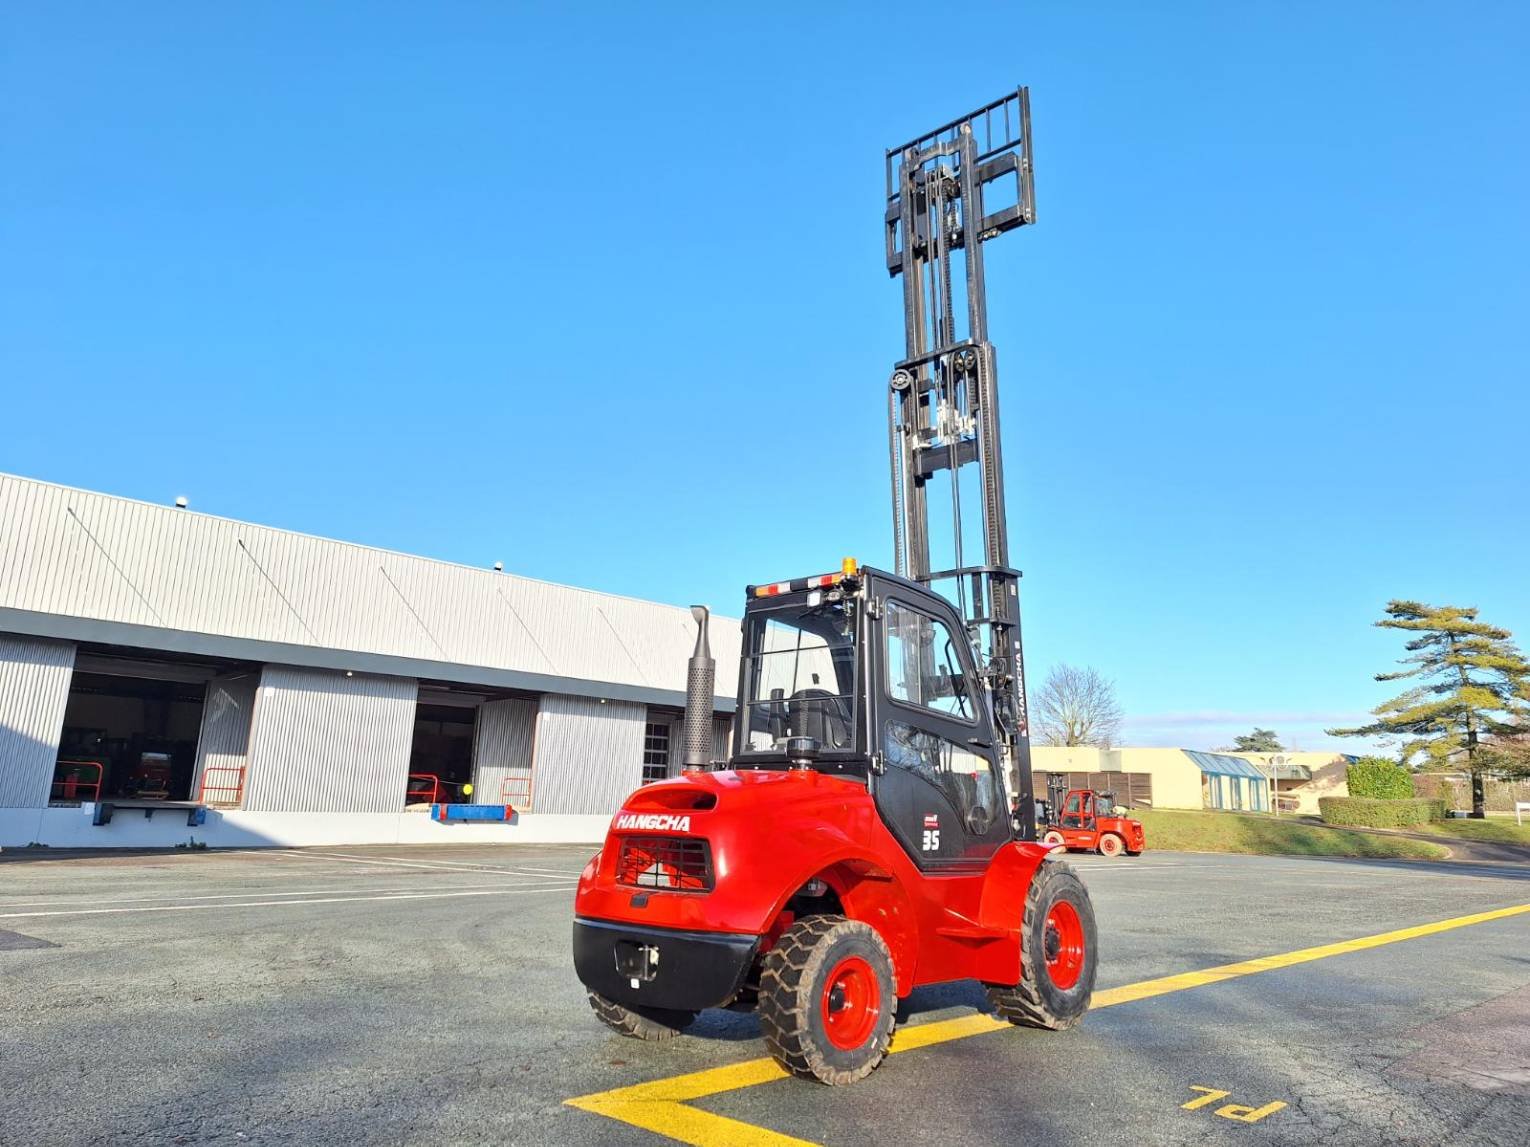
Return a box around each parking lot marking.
[565,900,1530,1146]
[1217,1100,1287,1123]
[1180,1086,1231,1109]
[274,850,522,872]
[271,850,573,878]
[0,882,532,910]
[509,867,590,878]
[1181,1085,1286,1122]
[0,883,577,920]
[569,1060,819,1147]
[332,852,545,870]
[1092,899,1530,1008]
[1076,862,1234,872]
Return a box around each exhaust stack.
[682,605,715,770]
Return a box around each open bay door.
[191,671,259,806]
[473,699,537,809]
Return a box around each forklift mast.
[1046,772,1069,816]
[884,88,1038,832]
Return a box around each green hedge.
[1319,797,1443,828]
[1346,757,1415,799]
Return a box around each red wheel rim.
[1101,835,1121,856]
[1042,901,1086,990]
[820,955,880,1050]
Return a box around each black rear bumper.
[573,917,758,1013]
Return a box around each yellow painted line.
[1092,900,1530,1008]
[568,1060,814,1147]
[565,901,1530,1146]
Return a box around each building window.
[642,722,670,784]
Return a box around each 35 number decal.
[921,829,941,851]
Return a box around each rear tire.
[587,991,697,1041]
[1042,830,1066,849]
[758,915,896,1085]
[986,859,1097,1030]
[1098,833,1125,858]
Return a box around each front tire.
[1042,829,1066,849]
[986,859,1097,1030]
[588,991,697,1041]
[758,916,896,1085]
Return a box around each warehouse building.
[0,473,740,848]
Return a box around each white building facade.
[0,474,739,848]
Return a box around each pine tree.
[1230,728,1283,752]
[1328,601,1530,817]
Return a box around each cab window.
[740,599,857,754]
[884,601,974,721]
[1061,792,1085,827]
[884,721,999,834]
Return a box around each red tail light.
[616,836,713,892]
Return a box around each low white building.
[1031,746,1352,815]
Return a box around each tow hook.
[615,941,661,988]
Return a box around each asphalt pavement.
[1,844,1527,1146]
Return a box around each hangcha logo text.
[614,813,693,832]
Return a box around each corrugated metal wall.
[0,636,76,808]
[242,666,418,814]
[531,694,644,815]
[191,671,260,805]
[473,699,538,807]
[712,715,734,764]
[662,712,733,776]
[0,473,741,697]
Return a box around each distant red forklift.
[1040,776,1145,858]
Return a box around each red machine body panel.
[574,768,1055,997]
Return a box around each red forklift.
[573,89,1100,1085]
[1040,776,1146,857]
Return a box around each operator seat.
[787,689,852,750]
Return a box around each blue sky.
[3,3,1527,752]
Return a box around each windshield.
[739,598,858,755]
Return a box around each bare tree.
[1033,664,1124,748]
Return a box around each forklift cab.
[1058,789,1119,831]
[734,564,1017,871]
[1058,790,1096,832]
